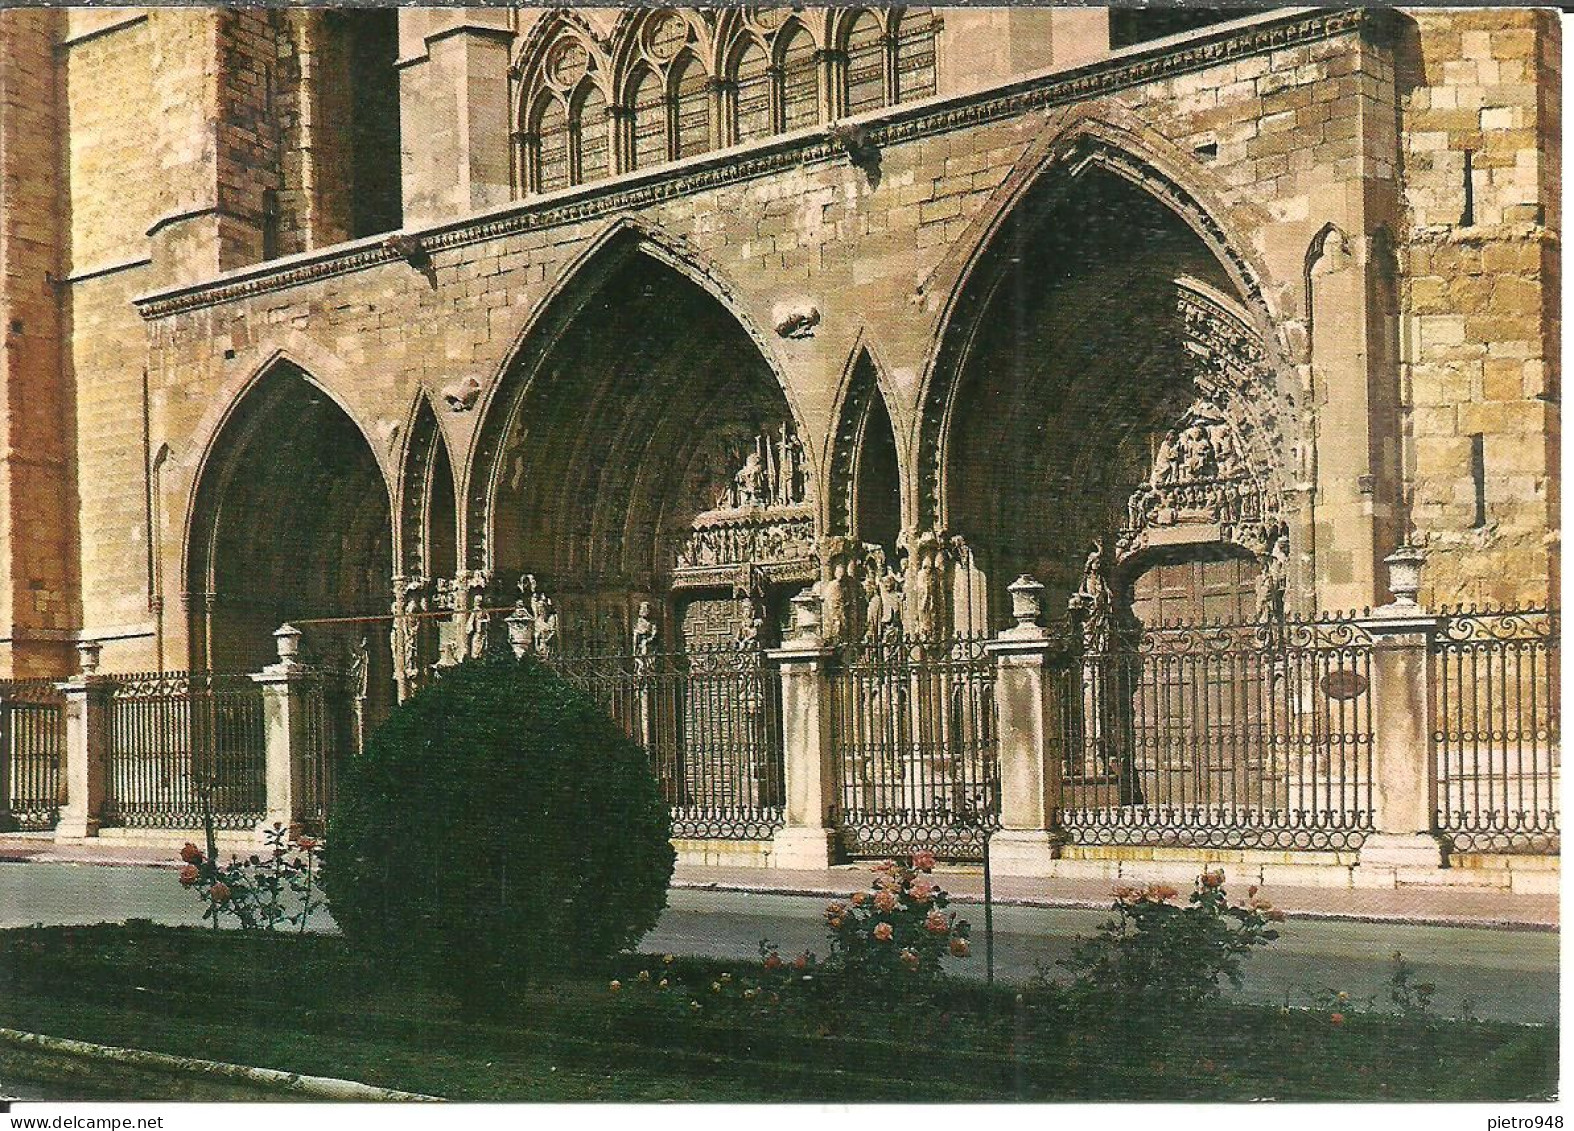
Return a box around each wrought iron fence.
[1,679,66,830]
[1058,616,1375,850]
[1431,607,1559,854]
[103,672,267,830]
[299,669,361,834]
[828,635,999,862]
[551,646,785,839]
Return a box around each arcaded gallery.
[0,7,1558,888]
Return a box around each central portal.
[471,235,813,662]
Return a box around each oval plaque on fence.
[1320,669,1368,701]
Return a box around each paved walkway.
[1,834,1555,930]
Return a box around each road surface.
[0,861,1556,1024]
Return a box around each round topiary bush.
[323,654,675,1002]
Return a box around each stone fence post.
[252,624,314,837]
[1355,546,1449,874]
[984,576,1067,876]
[56,641,111,840]
[769,589,838,868]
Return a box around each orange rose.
[1201,869,1225,889]
[850,892,867,907]
[873,922,893,942]
[1330,1012,1345,1026]
[178,865,200,887]
[209,881,231,903]
[1266,908,1287,922]
[763,952,783,970]
[179,843,202,864]
[908,877,938,904]
[1150,884,1180,902]
[909,850,936,872]
[924,910,950,935]
[873,889,899,913]
[793,954,808,971]
[899,949,920,970]
[949,936,970,958]
[296,837,318,851]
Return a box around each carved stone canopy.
[1116,396,1281,566]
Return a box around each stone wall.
[0,8,74,678]
[0,7,1558,676]
[1399,9,1560,607]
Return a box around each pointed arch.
[776,19,820,132]
[396,393,459,584]
[464,216,815,579]
[184,357,393,673]
[669,48,712,159]
[826,337,906,544]
[913,109,1298,535]
[729,34,772,144]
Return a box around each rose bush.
[174,823,324,932]
[821,854,971,990]
[1059,869,1284,1010]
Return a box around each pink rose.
[910,850,936,872]
[178,865,200,887]
[873,922,893,942]
[949,937,970,958]
[179,843,203,864]
[924,910,950,935]
[899,949,920,970]
[873,889,899,913]
[209,881,231,903]
[908,877,937,904]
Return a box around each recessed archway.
[928,161,1297,627]
[186,362,392,673]
[469,234,813,654]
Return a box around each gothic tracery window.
[572,81,610,184]
[514,8,942,197]
[629,65,666,169]
[533,93,570,194]
[671,50,712,159]
[844,10,888,115]
[732,39,772,143]
[778,23,820,132]
[894,7,938,102]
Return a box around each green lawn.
[0,923,1557,1102]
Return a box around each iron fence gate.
[300,669,360,834]
[552,646,786,839]
[1058,617,1375,850]
[104,672,267,829]
[1,680,66,830]
[1431,607,1559,854]
[828,635,999,862]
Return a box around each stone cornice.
[135,7,1381,322]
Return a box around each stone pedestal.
[984,625,1066,877]
[1356,606,1448,873]
[768,636,838,868]
[55,677,113,840]
[252,660,313,838]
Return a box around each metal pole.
[983,825,995,987]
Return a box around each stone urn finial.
[505,606,534,660]
[273,623,304,664]
[1007,575,1045,630]
[1383,543,1427,608]
[76,639,102,675]
[791,587,823,639]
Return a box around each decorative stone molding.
[134,8,1385,322]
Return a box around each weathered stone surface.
[0,7,1557,677]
